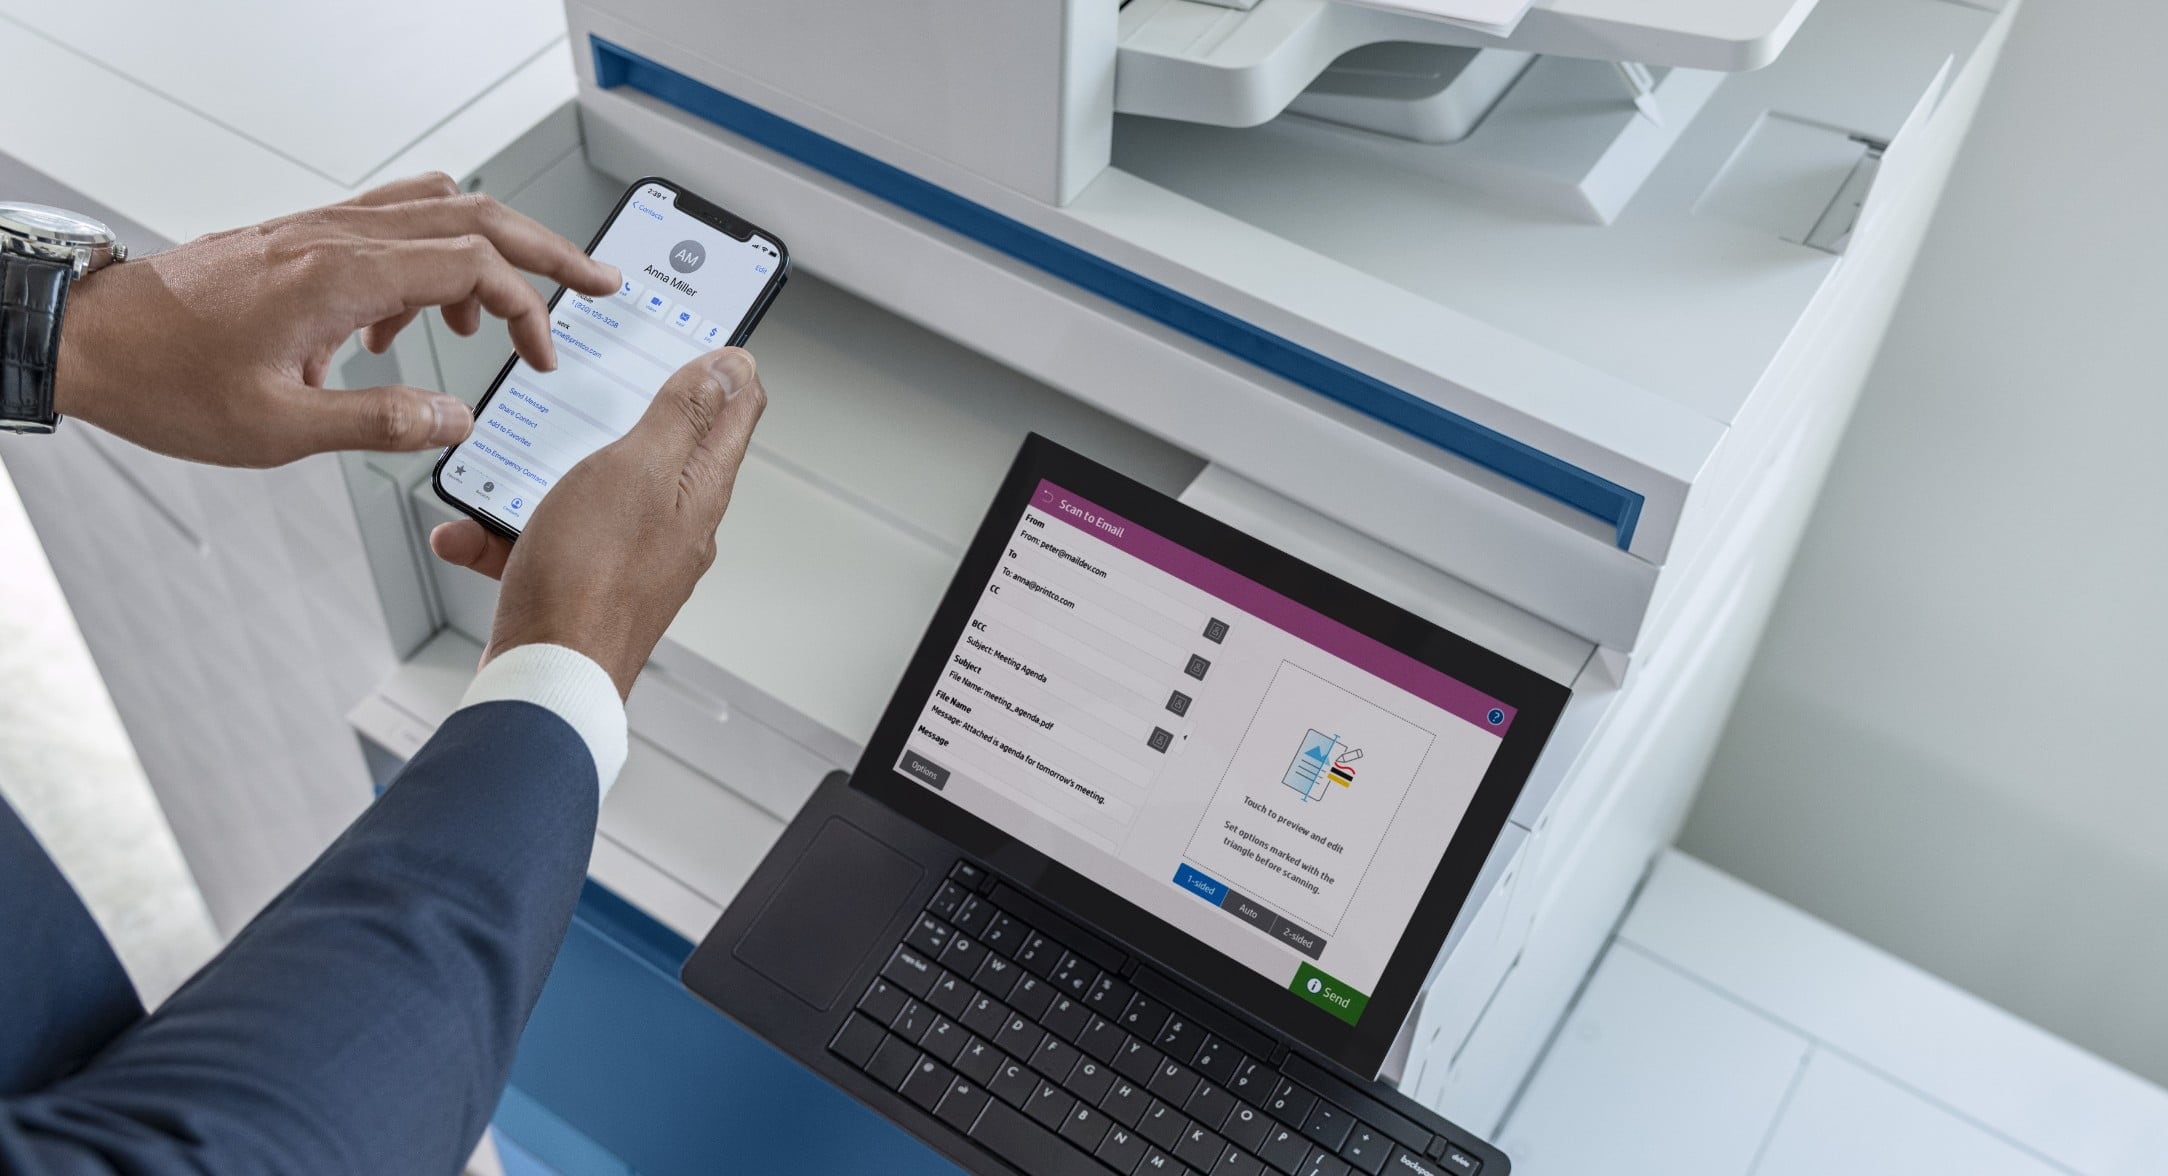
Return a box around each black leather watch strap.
[1,250,72,433]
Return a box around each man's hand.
[54,172,621,467]
[427,348,767,698]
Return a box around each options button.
[900,752,951,791]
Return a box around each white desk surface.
[0,0,573,240]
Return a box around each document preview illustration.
[1183,662,1436,941]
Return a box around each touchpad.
[733,818,923,1010]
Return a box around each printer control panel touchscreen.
[895,480,1518,1027]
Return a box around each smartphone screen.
[434,178,788,537]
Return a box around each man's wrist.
[51,268,112,423]
[460,643,630,796]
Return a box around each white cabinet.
[1500,853,2168,1176]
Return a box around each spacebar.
[967,1099,1104,1176]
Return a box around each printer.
[0,0,2020,1165]
[362,0,2017,1146]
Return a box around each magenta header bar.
[1030,481,1516,735]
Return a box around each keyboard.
[828,860,1487,1176]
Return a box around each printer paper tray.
[1115,0,1821,129]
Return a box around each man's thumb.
[627,348,757,463]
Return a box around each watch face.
[0,202,116,248]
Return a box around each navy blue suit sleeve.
[0,700,599,1176]
[0,799,145,1099]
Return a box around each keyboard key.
[1135,1146,1186,1174]
[955,1036,1002,1085]
[1078,1014,1127,1063]
[1296,1148,1350,1176]
[950,860,988,888]
[1096,1124,1150,1174]
[918,1015,966,1064]
[1191,1035,1244,1086]
[1157,1015,1205,1065]
[904,913,953,957]
[1148,1060,1200,1106]
[981,911,1024,955]
[1300,1101,1353,1152]
[1121,994,1172,1040]
[1026,1079,1075,1130]
[1266,1079,1316,1127]
[1006,972,1055,1019]
[962,992,1009,1038]
[928,879,970,920]
[1059,1100,1113,1152]
[967,1094,1107,1176]
[935,1075,991,1133]
[1278,1055,1433,1157]
[857,976,908,1026]
[866,1035,921,1092]
[1227,1058,1271,1102]
[891,998,934,1041]
[1340,1125,1389,1175]
[1099,1076,1152,1127]
[1439,1144,1482,1174]
[1015,930,1062,977]
[1042,994,1091,1042]
[1176,1122,1228,1170]
[1085,973,1134,1016]
[995,1012,1044,1058]
[1213,1145,1268,1176]
[1258,1125,1311,1174]
[1381,1147,1454,1176]
[991,1057,1038,1107]
[828,1013,886,1068]
[927,970,973,1018]
[1069,1056,1115,1105]
[882,945,939,999]
[1137,1099,1189,1150]
[1222,1102,1271,1152]
[1030,1032,1080,1084]
[1115,1036,1166,1084]
[1052,951,1100,998]
[938,931,987,979]
[954,894,995,936]
[902,1055,955,1112]
[973,952,1021,1002]
[1186,1080,1236,1131]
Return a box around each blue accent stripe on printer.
[591,37,1646,550]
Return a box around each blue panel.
[589,38,1645,550]
[498,882,964,1176]
[492,1089,631,1176]
[1172,863,1229,906]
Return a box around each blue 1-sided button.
[1172,864,1228,906]
[1487,708,1505,726]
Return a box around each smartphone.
[433,177,790,538]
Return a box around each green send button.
[1290,962,1368,1026]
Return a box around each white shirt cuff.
[458,643,629,798]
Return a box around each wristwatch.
[1,202,127,434]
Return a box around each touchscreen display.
[437,182,783,533]
[893,479,1521,1029]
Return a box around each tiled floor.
[0,456,221,1006]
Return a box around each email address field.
[558,294,706,379]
